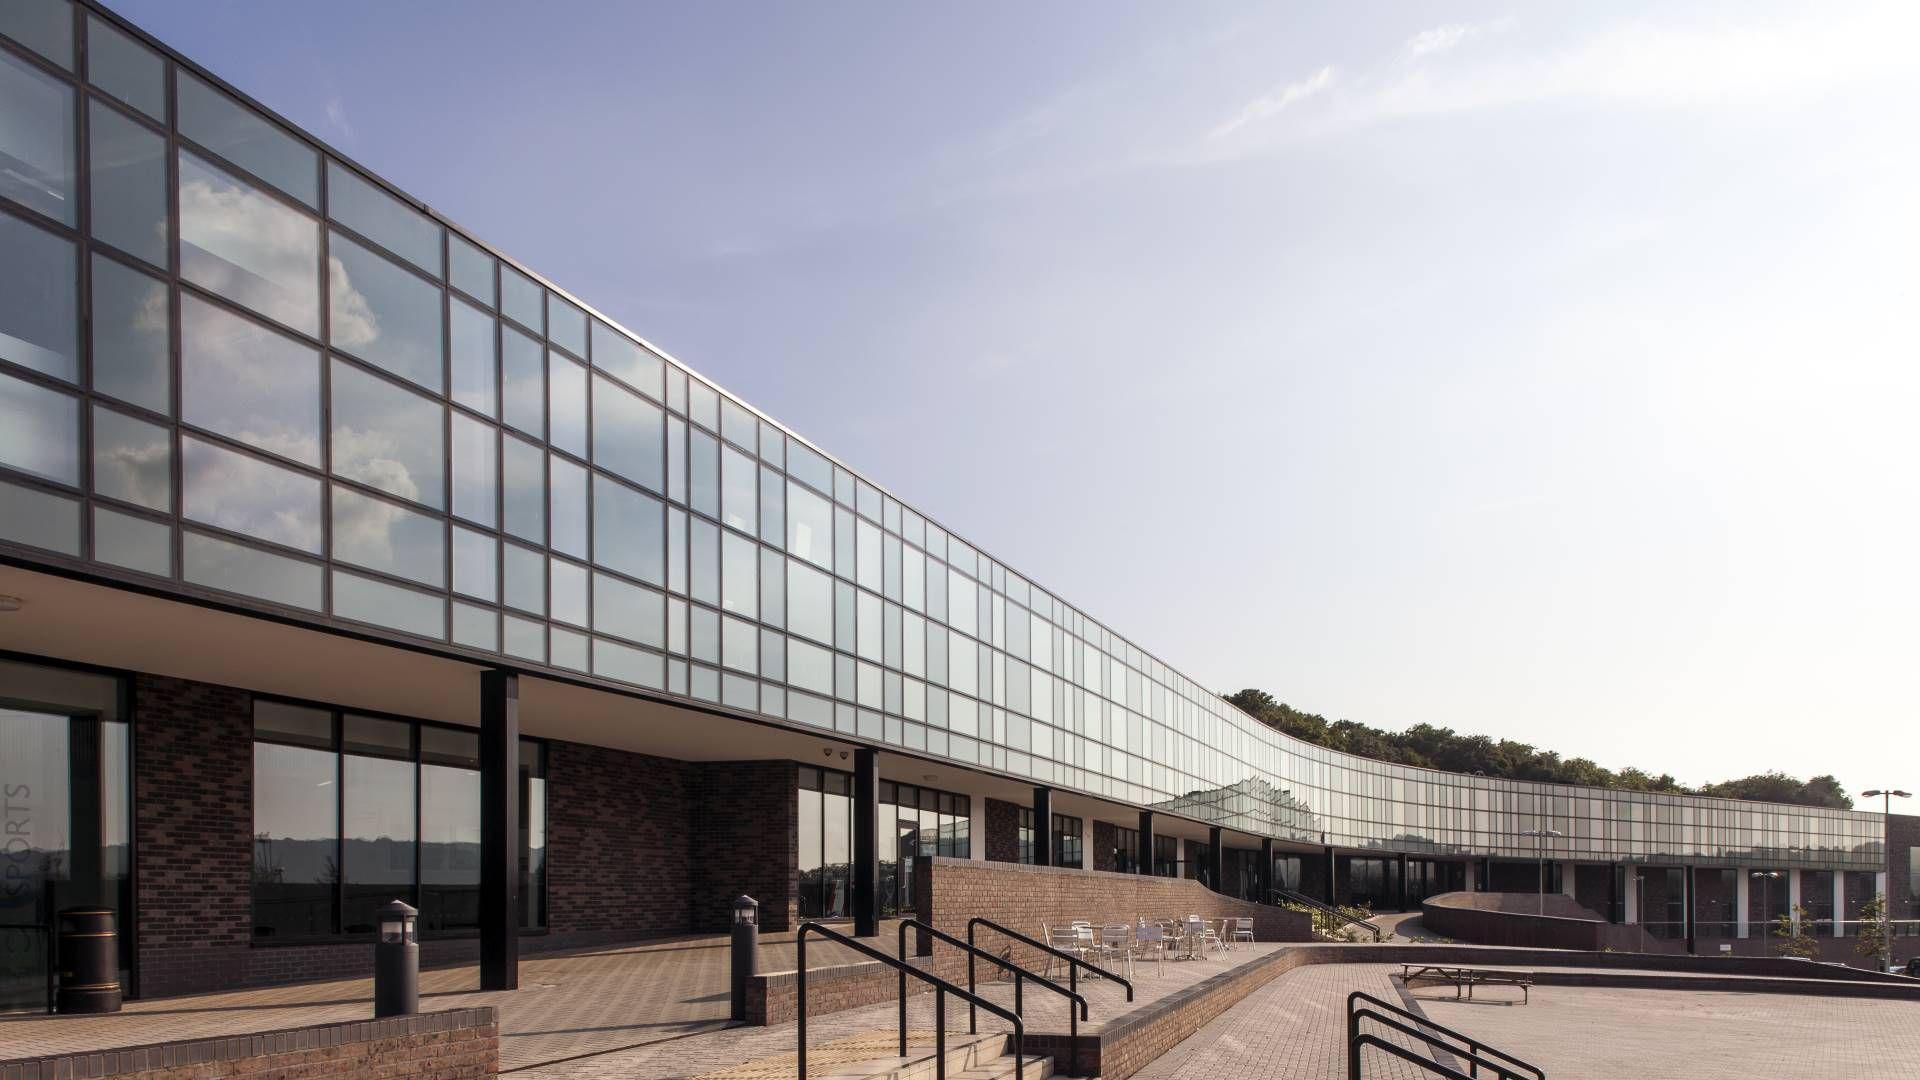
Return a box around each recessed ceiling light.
[0,595,21,613]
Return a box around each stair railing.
[1275,888,1385,942]
[1349,1034,1479,1080]
[898,918,1088,1071]
[1346,991,1545,1079]
[797,921,1024,1080]
[966,917,1134,1018]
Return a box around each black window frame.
[248,693,548,944]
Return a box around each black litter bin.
[57,908,122,1014]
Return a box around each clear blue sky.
[113,1,1919,802]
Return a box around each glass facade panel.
[592,374,663,490]
[88,254,169,412]
[93,504,169,575]
[548,353,586,458]
[501,434,544,543]
[0,0,73,69]
[327,161,441,275]
[331,359,444,508]
[449,297,497,417]
[592,474,664,585]
[183,528,321,609]
[0,211,78,381]
[91,403,170,510]
[182,435,321,552]
[451,524,496,602]
[549,454,587,558]
[594,571,663,648]
[546,292,586,357]
[331,485,445,587]
[329,231,443,391]
[592,319,660,398]
[178,151,319,335]
[88,101,167,267]
[787,481,831,569]
[86,16,162,120]
[451,411,497,526]
[181,293,320,465]
[0,48,75,222]
[501,324,543,437]
[332,568,445,638]
[0,370,78,484]
[176,70,317,206]
[341,753,414,934]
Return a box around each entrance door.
[0,707,130,1012]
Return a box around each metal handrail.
[1349,1009,1534,1080]
[899,919,1087,1071]
[966,917,1134,1013]
[1276,889,1385,942]
[797,922,1025,1080]
[1349,1033,1477,1080]
[1347,992,1545,1080]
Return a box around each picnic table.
[1399,964,1535,1003]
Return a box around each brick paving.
[0,924,889,1073]
[1417,984,1920,1078]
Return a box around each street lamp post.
[1520,827,1564,916]
[1862,789,1911,972]
[1750,870,1781,948]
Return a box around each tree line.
[1223,688,1852,810]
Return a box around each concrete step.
[811,1034,1053,1080]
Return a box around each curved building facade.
[0,0,1908,1003]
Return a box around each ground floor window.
[799,767,970,919]
[1112,826,1139,874]
[1274,854,1303,893]
[1053,814,1082,869]
[1153,834,1179,877]
[0,658,131,1011]
[250,699,547,941]
[1799,869,1834,936]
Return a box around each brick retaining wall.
[0,1007,497,1079]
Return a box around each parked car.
[1903,957,1919,978]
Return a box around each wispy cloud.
[323,96,354,139]
[1406,24,1474,59]
[1208,66,1335,140]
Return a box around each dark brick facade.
[132,674,255,998]
[983,797,1021,863]
[1092,820,1118,873]
[689,760,798,932]
[545,741,694,940]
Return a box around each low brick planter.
[0,1007,498,1079]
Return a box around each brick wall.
[0,1007,497,1078]
[689,760,798,932]
[1092,821,1118,873]
[915,858,1311,960]
[545,741,694,939]
[132,674,254,998]
[983,798,1021,863]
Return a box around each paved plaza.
[7,936,1915,1078]
[1133,961,1920,1080]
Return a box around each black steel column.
[1033,787,1054,867]
[853,748,879,938]
[1137,810,1154,876]
[1608,863,1621,924]
[480,670,520,991]
[1207,826,1224,892]
[1396,853,1409,911]
[1324,846,1338,905]
[1260,838,1275,902]
[68,717,103,904]
[1684,865,1696,955]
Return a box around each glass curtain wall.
[0,659,131,1011]
[250,699,546,940]
[0,2,1888,880]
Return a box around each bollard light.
[734,894,760,926]
[374,899,420,1018]
[731,895,760,1021]
[381,901,418,944]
